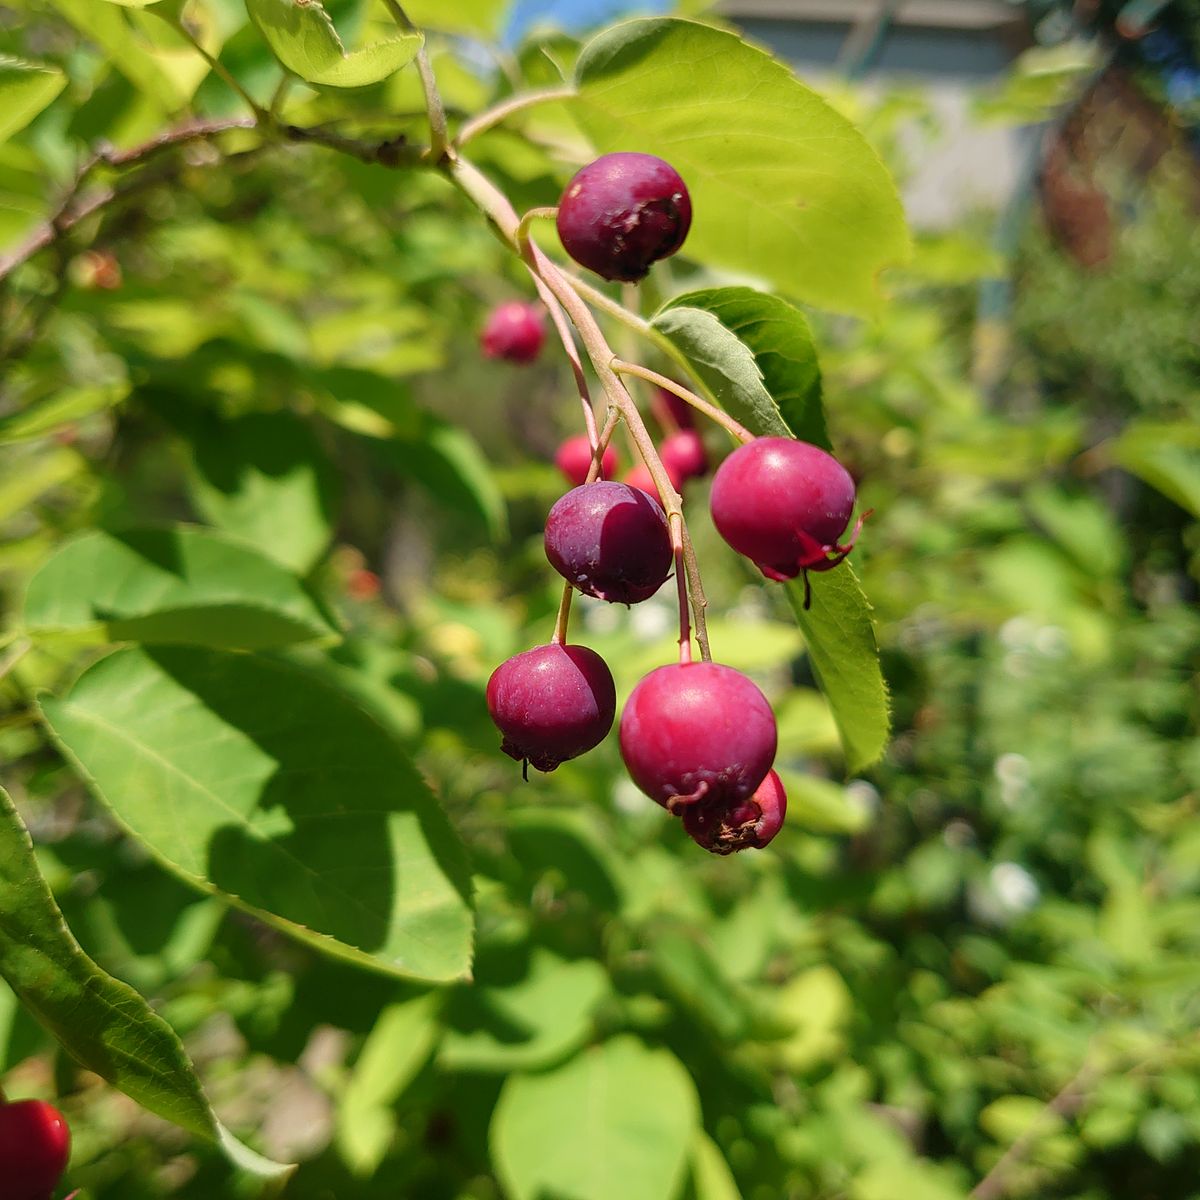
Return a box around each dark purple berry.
[710,438,866,599]
[661,430,707,482]
[554,435,618,486]
[487,644,615,773]
[481,301,545,363]
[556,152,692,283]
[0,1099,71,1200]
[682,769,787,855]
[619,662,777,812]
[545,481,672,604]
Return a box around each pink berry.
[0,1099,71,1200]
[545,481,672,605]
[623,461,683,505]
[682,769,787,855]
[555,435,618,486]
[709,437,865,595]
[619,662,777,811]
[487,644,615,774]
[556,152,692,283]
[660,430,707,482]
[481,301,545,364]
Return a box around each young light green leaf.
[786,568,890,775]
[492,1036,699,1200]
[186,410,339,574]
[0,58,67,144]
[692,1130,744,1200]
[0,787,292,1178]
[653,287,827,447]
[572,19,910,314]
[246,0,422,88]
[24,526,339,650]
[41,646,475,982]
[440,949,609,1072]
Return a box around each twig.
[382,0,449,161]
[611,358,754,445]
[457,87,575,146]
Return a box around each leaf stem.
[610,358,754,444]
[382,0,449,162]
[163,16,265,119]
[457,87,575,146]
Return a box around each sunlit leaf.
[0,57,67,144]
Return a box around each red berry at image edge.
[661,429,708,483]
[0,1098,70,1200]
[710,437,868,606]
[555,434,618,486]
[556,152,692,283]
[480,301,545,364]
[682,769,787,855]
[545,481,673,605]
[487,643,616,775]
[624,461,683,505]
[619,661,777,812]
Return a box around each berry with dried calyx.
[545,481,672,605]
[555,434,618,487]
[0,1098,71,1200]
[682,769,787,855]
[480,301,545,364]
[709,437,867,605]
[487,644,615,774]
[556,152,692,283]
[661,429,708,483]
[619,661,777,812]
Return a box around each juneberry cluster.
[484,153,866,854]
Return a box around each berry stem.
[382,0,450,162]
[516,207,559,254]
[610,359,754,444]
[528,273,598,448]
[456,88,576,146]
[681,525,712,663]
[551,582,574,645]
[670,513,692,665]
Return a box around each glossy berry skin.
[619,662,777,811]
[661,430,708,482]
[545,482,672,605]
[480,301,545,364]
[555,435,618,487]
[556,153,692,283]
[710,437,862,583]
[682,769,787,855]
[623,461,683,506]
[0,1099,70,1200]
[487,644,615,773]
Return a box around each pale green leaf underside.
[0,787,292,1177]
[655,287,828,449]
[24,526,339,650]
[0,57,67,144]
[492,1036,699,1200]
[247,0,422,88]
[41,646,474,982]
[572,18,910,315]
[786,568,890,775]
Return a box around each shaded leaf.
[0,57,67,144]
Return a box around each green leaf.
[186,411,340,574]
[492,1035,699,1200]
[399,0,504,37]
[1107,422,1200,519]
[246,0,423,88]
[776,770,871,835]
[691,1131,743,1200]
[40,646,474,982]
[441,949,609,1072]
[572,19,909,314]
[0,384,128,444]
[0,787,292,1177]
[786,568,890,775]
[24,526,339,650]
[653,287,827,447]
[336,994,441,1176]
[0,57,67,144]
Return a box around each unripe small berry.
[0,1098,71,1200]
[555,435,618,486]
[660,430,708,483]
[619,662,777,811]
[556,152,692,283]
[682,769,787,855]
[710,437,865,595]
[487,644,615,773]
[545,481,672,605]
[481,301,545,364]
